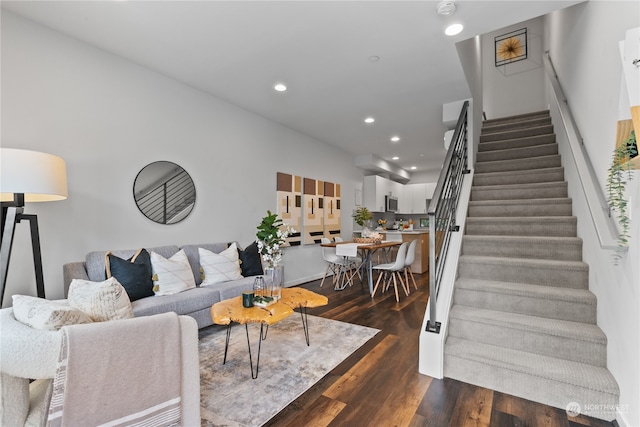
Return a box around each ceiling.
[1,0,582,180]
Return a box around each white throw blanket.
[47,312,182,427]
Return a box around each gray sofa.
[63,242,260,329]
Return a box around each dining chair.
[372,242,409,302]
[334,236,362,279]
[403,239,418,291]
[335,243,360,290]
[320,237,341,287]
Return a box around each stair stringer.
[418,170,474,379]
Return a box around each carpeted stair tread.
[478,133,556,152]
[466,216,577,237]
[480,125,554,143]
[482,110,550,127]
[476,143,558,163]
[448,305,607,366]
[459,255,588,289]
[475,155,561,174]
[444,337,619,399]
[473,167,565,186]
[468,197,573,217]
[462,235,582,261]
[481,117,552,134]
[453,278,596,324]
[471,181,567,201]
[450,305,605,344]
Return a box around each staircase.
[443,111,619,421]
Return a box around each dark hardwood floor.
[263,272,615,427]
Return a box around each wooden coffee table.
[211,287,328,378]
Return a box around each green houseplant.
[606,130,637,262]
[256,210,294,268]
[352,207,373,227]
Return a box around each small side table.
[210,288,328,378]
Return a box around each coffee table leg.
[223,324,232,364]
[246,323,266,379]
[300,307,311,346]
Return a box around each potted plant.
[256,210,295,299]
[352,207,373,228]
[606,129,637,262]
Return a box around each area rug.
[199,314,379,426]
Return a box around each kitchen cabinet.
[363,175,402,212]
[384,231,429,273]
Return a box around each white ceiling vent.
[436,1,457,16]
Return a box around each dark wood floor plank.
[260,273,615,427]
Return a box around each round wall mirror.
[133,161,196,224]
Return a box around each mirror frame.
[133,161,196,225]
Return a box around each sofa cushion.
[216,276,258,300]
[105,249,154,302]
[150,249,196,296]
[238,241,264,277]
[180,243,230,285]
[85,246,179,282]
[11,295,92,331]
[68,277,134,322]
[131,286,220,318]
[199,244,242,287]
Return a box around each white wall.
[1,11,364,303]
[482,17,547,120]
[544,2,639,426]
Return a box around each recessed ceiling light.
[364,117,375,124]
[445,24,463,36]
[392,156,399,160]
[410,166,417,170]
[390,136,400,142]
[273,83,287,92]
[369,55,380,62]
[436,1,457,16]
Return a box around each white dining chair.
[320,238,354,288]
[372,242,409,302]
[403,239,418,291]
[335,243,360,290]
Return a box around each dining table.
[320,240,402,296]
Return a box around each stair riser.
[447,318,607,366]
[466,220,577,237]
[462,238,582,261]
[480,125,554,143]
[458,260,588,289]
[475,156,561,174]
[483,111,550,127]
[482,117,552,134]
[468,203,572,217]
[478,134,556,152]
[471,186,567,201]
[476,144,558,163]
[453,288,596,323]
[473,168,565,186]
[443,356,617,421]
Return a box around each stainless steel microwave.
[385,195,398,212]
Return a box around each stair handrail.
[426,100,470,333]
[543,52,621,250]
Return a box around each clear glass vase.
[265,265,283,300]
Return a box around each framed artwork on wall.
[303,177,324,245]
[323,181,341,241]
[495,28,527,67]
[276,172,302,246]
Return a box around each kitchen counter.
[383,229,428,235]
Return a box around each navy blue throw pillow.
[238,242,264,277]
[106,248,154,302]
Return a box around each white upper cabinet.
[363,176,437,213]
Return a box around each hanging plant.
[606,130,636,263]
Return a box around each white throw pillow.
[199,243,243,287]
[68,277,134,322]
[150,249,196,296]
[12,295,93,330]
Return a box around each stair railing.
[543,52,620,250]
[426,100,470,333]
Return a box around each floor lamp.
[1,148,68,306]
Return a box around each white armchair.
[0,309,200,426]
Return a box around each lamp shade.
[0,148,68,202]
